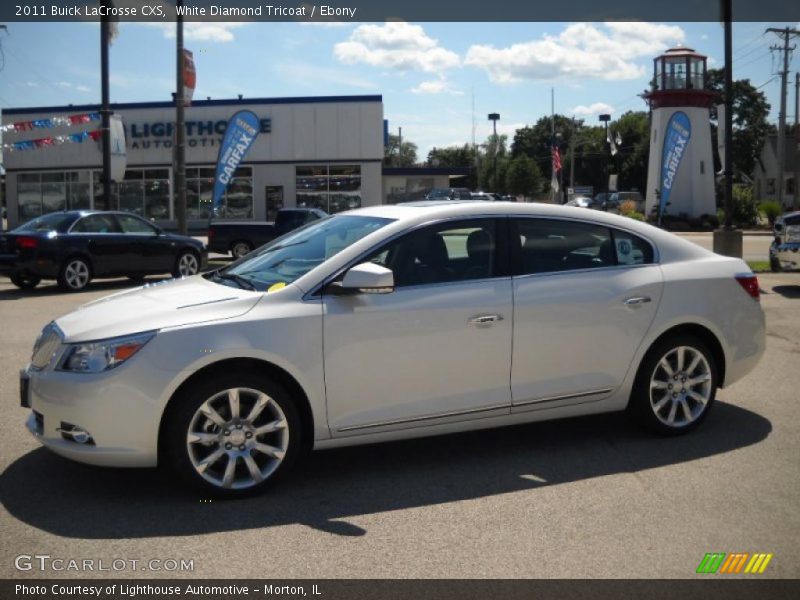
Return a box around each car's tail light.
[735,274,760,300]
[16,236,38,250]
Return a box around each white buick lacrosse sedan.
[22,202,765,496]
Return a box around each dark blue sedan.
[0,211,207,291]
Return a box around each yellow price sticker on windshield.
[267,282,287,293]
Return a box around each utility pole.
[175,0,187,234]
[794,72,799,210]
[100,4,111,210]
[767,27,799,210]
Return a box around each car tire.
[173,250,200,278]
[231,241,252,259]
[770,255,781,272]
[57,257,92,292]
[10,273,42,290]
[163,371,303,498]
[628,334,718,435]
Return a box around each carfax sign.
[659,110,691,217]
[212,110,261,213]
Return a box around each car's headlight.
[58,331,156,373]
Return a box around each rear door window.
[71,214,120,234]
[513,218,615,274]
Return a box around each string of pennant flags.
[2,130,103,152]
[0,111,101,134]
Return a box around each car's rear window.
[14,213,75,233]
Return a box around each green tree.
[426,144,479,189]
[706,68,773,179]
[479,134,509,192]
[384,133,418,167]
[611,111,650,193]
[505,156,544,197]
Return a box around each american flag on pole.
[551,145,562,192]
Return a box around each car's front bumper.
[21,357,179,468]
[770,241,800,271]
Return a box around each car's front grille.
[31,322,63,370]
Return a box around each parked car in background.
[21,201,765,496]
[769,210,800,272]
[207,207,327,258]
[566,196,602,209]
[606,191,645,214]
[0,211,206,291]
[425,187,473,201]
[471,192,501,201]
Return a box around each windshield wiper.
[213,272,256,291]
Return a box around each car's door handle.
[469,314,504,326]
[624,296,652,305]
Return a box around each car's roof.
[347,201,712,263]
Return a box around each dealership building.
[1,95,466,230]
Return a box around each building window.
[296,165,361,214]
[186,166,253,219]
[16,171,91,222]
[92,169,171,219]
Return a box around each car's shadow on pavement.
[1,402,771,539]
[772,285,800,299]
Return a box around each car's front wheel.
[173,250,199,278]
[164,372,302,497]
[57,257,92,292]
[629,335,718,435]
[770,254,781,272]
[10,272,42,290]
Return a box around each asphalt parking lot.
[0,271,798,579]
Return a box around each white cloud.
[465,22,685,83]
[138,22,249,42]
[334,22,460,74]
[410,79,463,95]
[54,81,92,94]
[571,102,615,116]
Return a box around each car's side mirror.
[335,263,394,295]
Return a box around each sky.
[0,20,797,159]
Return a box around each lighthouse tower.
[643,47,717,219]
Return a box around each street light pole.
[599,113,611,204]
[175,0,187,235]
[488,113,500,191]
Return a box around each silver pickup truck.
[770,210,800,272]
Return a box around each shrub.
[759,200,782,226]
[624,211,646,221]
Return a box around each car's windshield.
[213,214,394,291]
[14,212,75,233]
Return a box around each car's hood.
[56,276,262,342]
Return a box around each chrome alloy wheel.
[231,242,251,259]
[649,346,712,428]
[178,252,199,277]
[186,388,289,490]
[64,259,90,290]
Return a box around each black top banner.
[3,0,800,23]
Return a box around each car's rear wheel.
[629,335,717,435]
[231,241,252,259]
[10,273,42,290]
[164,372,302,497]
[173,250,199,278]
[57,257,92,292]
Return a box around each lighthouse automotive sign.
[659,111,692,220]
